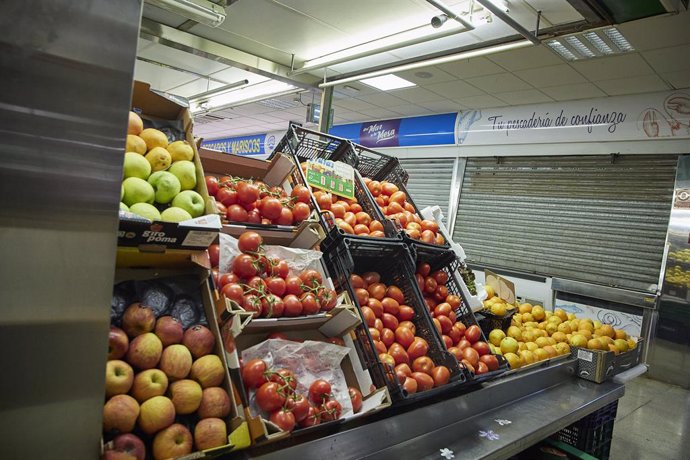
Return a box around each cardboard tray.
[199,148,325,249]
[118,81,221,252]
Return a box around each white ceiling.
[133,2,690,140]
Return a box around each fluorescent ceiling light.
[319,39,532,88]
[146,0,226,27]
[360,74,416,91]
[546,27,634,61]
[582,32,613,54]
[564,36,595,58]
[189,79,249,103]
[603,28,634,52]
[191,80,297,114]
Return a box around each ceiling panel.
[618,9,690,51]
[425,79,486,98]
[570,53,655,81]
[134,60,196,92]
[465,73,533,92]
[524,0,583,25]
[355,91,408,108]
[642,44,690,73]
[332,98,379,111]
[494,89,554,105]
[388,104,435,116]
[487,45,565,71]
[419,100,466,112]
[661,70,690,89]
[595,74,670,95]
[514,64,588,88]
[437,57,506,79]
[540,82,607,101]
[356,107,403,119]
[395,66,457,85]
[389,87,448,103]
[452,94,507,108]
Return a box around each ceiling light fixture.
[431,14,449,28]
[318,39,532,88]
[145,0,226,27]
[190,80,299,114]
[188,79,249,104]
[360,74,416,91]
[545,27,634,61]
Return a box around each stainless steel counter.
[235,359,624,460]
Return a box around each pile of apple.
[205,174,313,226]
[215,232,337,318]
[241,358,362,432]
[415,263,499,376]
[363,178,446,245]
[350,271,452,395]
[121,112,205,223]
[103,303,231,460]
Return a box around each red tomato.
[411,372,434,392]
[381,182,399,196]
[320,399,342,421]
[398,306,415,321]
[350,203,363,214]
[432,318,442,335]
[217,187,238,206]
[208,244,220,268]
[388,191,406,205]
[438,315,453,335]
[348,387,363,414]
[261,294,284,318]
[246,276,267,295]
[457,338,471,350]
[265,277,286,297]
[361,306,376,327]
[285,276,303,296]
[299,269,323,288]
[434,303,452,318]
[205,176,220,196]
[350,274,367,289]
[374,340,387,354]
[479,354,500,372]
[374,318,383,332]
[399,321,416,335]
[448,347,463,361]
[442,335,453,349]
[431,366,450,387]
[330,203,346,218]
[403,376,418,394]
[415,273,425,291]
[354,224,369,235]
[236,181,260,204]
[233,254,258,278]
[317,287,337,311]
[299,404,321,427]
[300,293,320,315]
[421,220,440,234]
[453,322,467,337]
[384,286,405,304]
[420,230,436,244]
[369,220,384,232]
[395,363,412,383]
[367,298,383,318]
[380,328,395,348]
[424,277,437,294]
[247,209,262,224]
[412,356,434,375]
[381,313,399,331]
[241,359,268,388]
[242,295,262,318]
[448,324,464,345]
[369,328,381,341]
[355,212,372,226]
[219,272,239,287]
[387,202,404,215]
[379,353,395,368]
[292,202,311,222]
[381,297,400,316]
[461,359,475,374]
[473,341,491,356]
[343,212,357,227]
[407,337,429,361]
[308,379,332,404]
[260,197,283,220]
[465,325,482,344]
[369,230,386,237]
[221,283,244,305]
[434,285,449,301]
[315,192,332,211]
[227,204,248,222]
[256,382,286,412]
[476,361,489,375]
[276,207,294,226]
[367,180,382,197]
[290,185,311,204]
[354,288,369,306]
[432,270,449,286]
[290,394,311,422]
[395,327,415,349]
[367,283,386,301]
[362,272,381,285]
[462,347,480,367]
[416,263,431,277]
[269,369,298,394]
[389,343,410,365]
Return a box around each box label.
[182,230,218,247]
[577,349,593,362]
[305,159,355,199]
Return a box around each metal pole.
[318,87,334,133]
[474,0,541,44]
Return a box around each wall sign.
[201,130,283,156]
[329,113,456,147]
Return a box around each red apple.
[182,325,216,359]
[168,379,203,415]
[152,424,192,460]
[154,316,184,347]
[159,344,192,380]
[108,327,129,360]
[103,394,139,433]
[105,360,134,397]
[197,387,231,419]
[190,355,225,388]
[122,303,156,337]
[126,333,162,370]
[194,418,227,450]
[104,433,145,460]
[131,369,168,403]
[138,396,175,435]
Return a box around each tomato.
[343,212,357,227]
[416,263,431,277]
[476,361,489,375]
[261,294,284,318]
[350,203,363,214]
[369,220,384,233]
[234,181,258,205]
[309,380,332,404]
[290,184,311,204]
[261,197,283,220]
[360,306,376,327]
[375,196,386,206]
[256,382,286,412]
[373,318,384,332]
[407,337,429,360]
[431,366,450,387]
[434,285,449,301]
[435,233,446,245]
[448,311,457,324]
[242,295,262,318]
[479,354,500,372]
[354,224,369,235]
[269,408,296,432]
[317,287,337,311]
[241,359,268,388]
[377,298,397,317]
[407,222,422,233]
[205,176,220,196]
[432,318,442,335]
[350,274,367,289]
[462,347,480,367]
[265,277,286,297]
[395,327,415,349]
[290,394,311,422]
[247,209,262,224]
[283,294,302,317]
[381,313,399,331]
[367,283,386,301]
[415,274,425,292]
[389,343,410,365]
[336,220,354,234]
[300,293,320,315]
[330,203,346,218]
[367,180,382,197]
[411,372,434,392]
[362,272,381,285]
[465,325,482,344]
[292,202,311,223]
[398,305,415,321]
[227,204,248,222]
[276,207,294,226]
[369,328,381,341]
[453,322,467,337]
[221,283,244,305]
[369,230,386,238]
[403,376,418,394]
[354,288,369,306]
[282,276,301,296]
[381,182,399,196]
[461,359,475,374]
[320,399,342,421]
[424,277,437,294]
[208,244,220,268]
[442,335,453,349]
[374,340,387,354]
[299,404,321,427]
[388,190,405,205]
[217,187,238,206]
[438,315,453,335]
[395,363,412,383]
[367,298,384,318]
[355,212,372,226]
[411,355,434,375]
[218,273,239,287]
[421,220,440,234]
[379,353,395,368]
[472,341,491,356]
[448,347,463,361]
[399,321,416,335]
[448,324,464,345]
[434,303,452,318]
[387,202,404,215]
[381,328,395,348]
[299,269,322,288]
[420,230,435,244]
[269,369,298,394]
[315,192,332,211]
[404,203,417,214]
[246,276,267,295]
[457,338,471,350]
[348,387,363,413]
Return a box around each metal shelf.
[230,359,625,460]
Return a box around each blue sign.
[330,113,457,147]
[202,134,267,156]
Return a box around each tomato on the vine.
[270,408,295,432]
[290,185,311,204]
[256,382,287,413]
[320,399,342,421]
[261,294,285,318]
[242,294,262,318]
[217,187,238,207]
[292,202,311,222]
[275,207,294,226]
[317,287,337,311]
[266,277,287,297]
[221,283,244,305]
[238,231,263,253]
[270,258,289,279]
[236,181,260,204]
[299,405,321,427]
[308,379,332,404]
[268,368,298,394]
[285,276,303,296]
[300,293,320,315]
[241,359,268,389]
[232,254,259,278]
[282,294,303,317]
[227,204,248,222]
[299,270,323,288]
[290,394,311,422]
[218,272,239,288]
[261,197,283,220]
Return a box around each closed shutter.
[453,155,677,292]
[398,158,455,222]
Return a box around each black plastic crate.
[271,124,358,167]
[322,238,467,402]
[553,401,618,460]
[349,142,409,185]
[410,244,509,383]
[476,309,517,336]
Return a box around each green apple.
[121,184,125,200]
[122,177,155,206]
[168,161,196,191]
[148,171,181,204]
[172,190,205,218]
[120,202,129,212]
[123,151,151,180]
[160,207,192,223]
[130,203,162,222]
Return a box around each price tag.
[305,159,355,200]
[577,349,593,362]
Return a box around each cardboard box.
[199,148,325,249]
[570,337,643,383]
[106,260,251,457]
[218,300,391,446]
[118,81,221,252]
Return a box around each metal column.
[0,1,142,457]
[318,87,334,133]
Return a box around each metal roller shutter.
[453,155,678,292]
[398,158,455,222]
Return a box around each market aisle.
[609,376,690,459]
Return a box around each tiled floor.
[609,375,690,460]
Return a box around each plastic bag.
[241,338,354,418]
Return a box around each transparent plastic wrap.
[241,338,354,417]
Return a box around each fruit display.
[205,174,313,227]
[362,177,446,246]
[664,264,690,287]
[104,278,233,459]
[349,271,454,394]
[415,263,500,376]
[216,231,337,318]
[668,248,690,263]
[122,111,206,223]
